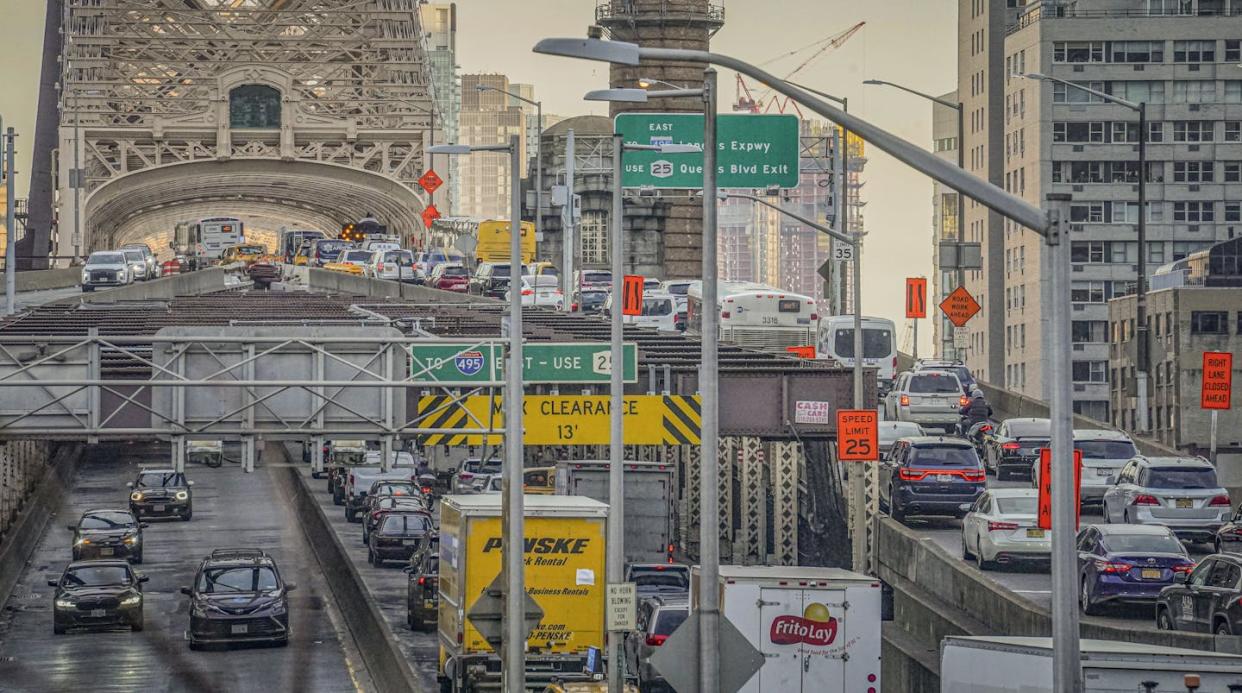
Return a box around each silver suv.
[81,251,133,291]
[120,243,157,279]
[624,595,688,692]
[884,370,966,433]
[1102,456,1232,543]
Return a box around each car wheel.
[1215,538,1223,554]
[362,528,368,545]
[890,488,906,523]
[333,491,344,507]
[131,617,144,632]
[975,537,992,570]
[182,510,192,522]
[961,533,975,561]
[367,547,375,565]
[82,286,94,293]
[1156,607,1175,631]
[345,506,356,522]
[1080,578,1099,616]
[1215,620,1233,636]
[72,549,80,562]
[132,552,143,565]
[53,623,66,635]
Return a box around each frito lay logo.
[770,603,838,646]
[481,537,590,554]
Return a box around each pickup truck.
[343,451,417,522]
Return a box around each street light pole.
[607,131,625,693]
[503,133,525,691]
[5,127,15,316]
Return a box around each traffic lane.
[295,463,441,691]
[908,474,1212,629]
[11,285,95,310]
[0,442,368,693]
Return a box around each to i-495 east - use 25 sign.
[614,113,801,189]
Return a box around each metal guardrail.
[1008,2,1240,35]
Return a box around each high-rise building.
[458,74,527,220]
[931,91,962,359]
[950,0,1242,423]
[420,3,460,213]
[1000,0,1242,423]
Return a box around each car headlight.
[74,537,88,546]
[268,601,287,616]
[131,491,143,502]
[81,271,90,282]
[55,599,75,609]
[191,602,207,618]
[123,534,138,545]
[175,491,188,500]
[120,595,141,606]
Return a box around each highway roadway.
[0,443,373,693]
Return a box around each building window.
[1190,311,1228,334]
[1172,121,1214,143]
[1173,241,1213,260]
[1227,82,1242,104]
[1072,242,1106,263]
[1173,201,1215,222]
[1072,320,1108,343]
[1173,161,1215,183]
[1148,241,1166,264]
[1072,361,1108,383]
[1053,81,1106,103]
[1173,40,1216,63]
[1054,41,1106,63]
[229,84,282,129]
[1070,203,1106,224]
[1148,122,1164,143]
[1071,280,1106,302]
[1109,80,1165,103]
[1172,80,1217,103]
[578,210,608,265]
[1225,162,1242,182]
[1054,121,1105,143]
[1228,40,1242,62]
[1227,202,1242,223]
[1110,40,1164,63]
[1226,122,1241,142]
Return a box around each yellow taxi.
[220,243,268,266]
[292,242,312,266]
[522,467,556,495]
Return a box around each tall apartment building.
[420,2,460,213]
[458,74,527,220]
[931,90,962,358]
[998,0,1242,422]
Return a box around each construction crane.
[733,21,866,115]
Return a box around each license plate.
[1026,529,1045,538]
[403,539,417,546]
[1176,499,1193,509]
[87,608,106,617]
[936,474,953,482]
[100,548,114,556]
[231,624,249,635]
[1141,569,1162,579]
[153,504,165,512]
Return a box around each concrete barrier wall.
[0,443,81,609]
[81,267,230,303]
[299,267,483,303]
[275,444,422,692]
[0,268,81,294]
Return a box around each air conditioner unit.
[1189,64,1201,71]
[1189,184,1200,192]
[1073,304,1085,311]
[1074,384,1086,392]
[1073,65,1085,72]
[1189,145,1200,152]
[1189,104,1201,112]
[1134,64,1145,71]
[1073,265,1085,272]
[1073,145,1085,152]
[1073,343,1085,351]
[1073,185,1085,192]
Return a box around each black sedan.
[69,509,148,563]
[50,560,147,634]
[405,548,438,630]
[368,511,434,567]
[128,468,193,521]
[1215,504,1242,555]
[182,548,296,649]
[981,417,1050,480]
[362,494,428,545]
[572,288,608,313]
[1157,553,1242,635]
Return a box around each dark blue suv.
[881,436,986,523]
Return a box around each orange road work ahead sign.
[1037,447,1082,531]
[905,277,927,318]
[1202,351,1233,410]
[836,409,878,461]
[621,275,644,316]
[939,285,981,328]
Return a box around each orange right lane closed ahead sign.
[1202,351,1233,410]
[836,409,878,461]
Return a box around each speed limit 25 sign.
[836,409,879,461]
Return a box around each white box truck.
[555,460,675,564]
[940,636,1242,692]
[691,565,882,692]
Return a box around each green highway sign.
[410,342,637,384]
[615,113,800,189]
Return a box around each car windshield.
[136,472,185,488]
[664,283,691,296]
[833,328,893,358]
[343,250,372,262]
[374,483,417,496]
[316,240,351,253]
[928,365,974,386]
[123,250,144,262]
[584,271,612,285]
[380,497,424,511]
[629,567,690,591]
[1076,439,1137,460]
[908,374,961,394]
[995,496,1038,515]
[442,266,468,277]
[879,423,922,444]
[80,512,135,530]
[909,446,979,468]
[63,565,131,587]
[1102,533,1185,554]
[198,566,279,593]
[1145,467,1219,490]
[379,513,432,535]
[384,251,413,263]
[530,275,559,288]
[238,245,265,254]
[1006,420,1051,438]
[89,253,126,265]
[490,265,511,277]
[653,608,689,636]
[642,298,674,316]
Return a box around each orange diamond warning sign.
[939,286,981,328]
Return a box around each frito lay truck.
[691,565,882,692]
[438,495,608,692]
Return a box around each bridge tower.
[56,0,440,258]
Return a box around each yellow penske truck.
[438,495,608,692]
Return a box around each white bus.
[686,281,818,351]
[196,217,244,259]
[816,315,898,394]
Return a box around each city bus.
[685,281,818,352]
[195,217,245,260]
[816,315,898,395]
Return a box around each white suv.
[1102,456,1232,544]
[883,371,966,433]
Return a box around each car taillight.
[521,289,534,296]
[898,468,927,481]
[988,521,1019,532]
[962,469,986,482]
[1209,495,1231,507]
[959,395,971,407]
[979,425,992,433]
[721,311,731,319]
[899,394,910,406]
[810,313,818,321]
[1002,442,1021,451]
[421,486,433,494]
[892,356,898,369]
[371,511,381,521]
[646,634,669,647]
[418,576,426,585]
[377,262,385,271]
[350,473,355,485]
[1173,564,1194,574]
[1095,560,1131,574]
[1132,494,1160,506]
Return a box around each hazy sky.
[0,1,956,350]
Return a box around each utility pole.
[563,129,576,311]
[607,132,625,693]
[5,127,16,315]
